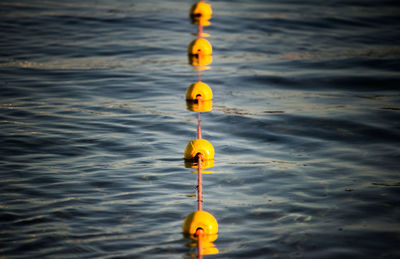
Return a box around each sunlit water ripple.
[1,0,400,258]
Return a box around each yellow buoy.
[186,81,213,101]
[188,38,212,56]
[190,1,212,25]
[184,139,215,160]
[182,210,218,235]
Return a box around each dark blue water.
[1,0,400,258]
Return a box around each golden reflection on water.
[188,54,213,67]
[184,159,215,170]
[184,233,219,256]
[186,100,213,113]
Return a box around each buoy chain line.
[182,1,219,257]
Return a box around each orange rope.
[197,48,202,81]
[197,66,202,82]
[195,228,204,259]
[197,154,203,211]
[196,87,202,212]
[197,113,202,139]
[198,24,203,38]
[196,97,202,139]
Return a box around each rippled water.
[1,0,400,258]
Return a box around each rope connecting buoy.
[188,38,213,56]
[186,81,213,101]
[182,210,218,235]
[184,139,215,160]
[189,1,212,26]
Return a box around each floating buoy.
[182,210,218,235]
[188,38,212,56]
[184,139,215,160]
[190,1,212,25]
[186,81,213,101]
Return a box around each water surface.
[1,0,400,258]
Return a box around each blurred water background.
[1,0,400,258]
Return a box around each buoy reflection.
[186,100,212,113]
[184,159,214,170]
[188,53,213,67]
[184,232,219,257]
